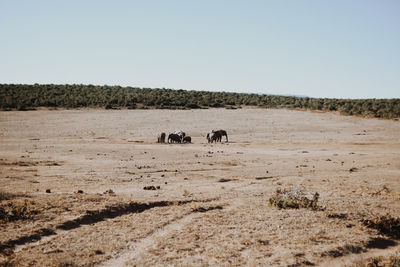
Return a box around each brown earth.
[0,108,399,266]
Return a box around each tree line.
[0,84,399,119]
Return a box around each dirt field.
[1,108,399,266]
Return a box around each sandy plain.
[0,108,399,266]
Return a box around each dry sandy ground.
[0,108,399,266]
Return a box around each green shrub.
[1,84,399,119]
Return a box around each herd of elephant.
[157,130,228,144]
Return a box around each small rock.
[45,189,51,193]
[349,167,358,172]
[94,249,104,255]
[103,189,115,195]
[143,186,157,190]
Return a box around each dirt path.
[101,210,204,266]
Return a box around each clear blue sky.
[1,1,399,99]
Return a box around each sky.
[1,1,399,99]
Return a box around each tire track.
[3,199,216,254]
[100,198,248,267]
[100,210,199,267]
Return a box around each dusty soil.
[0,108,399,266]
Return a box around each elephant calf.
[183,136,191,143]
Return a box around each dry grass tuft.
[355,255,400,267]
[0,202,34,223]
[192,205,223,213]
[269,188,323,210]
[370,185,391,196]
[392,257,400,267]
[321,244,366,258]
[362,215,400,238]
[218,178,232,183]
[326,212,348,219]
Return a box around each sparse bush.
[0,202,33,222]
[360,256,400,267]
[269,188,322,210]
[362,215,400,238]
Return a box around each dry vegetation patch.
[269,188,323,210]
[0,160,62,167]
[326,212,348,219]
[321,244,367,258]
[0,192,36,224]
[362,256,400,267]
[362,215,400,239]
[0,202,35,223]
[191,205,223,213]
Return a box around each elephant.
[176,131,186,139]
[182,136,191,143]
[168,133,181,143]
[157,132,166,143]
[212,129,228,142]
[207,131,222,143]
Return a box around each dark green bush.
[0,84,399,119]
